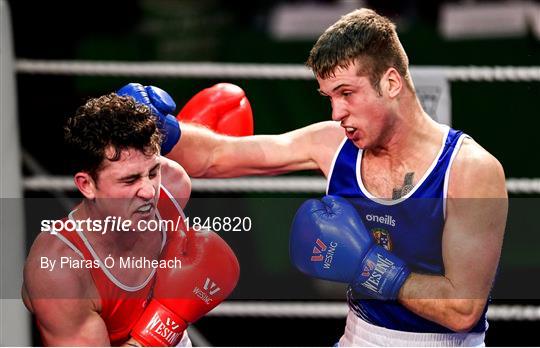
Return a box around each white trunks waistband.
[338,310,485,347]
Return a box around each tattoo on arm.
[392,172,415,199]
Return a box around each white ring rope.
[506,178,540,194]
[16,60,314,79]
[16,60,540,81]
[208,302,540,321]
[23,176,540,194]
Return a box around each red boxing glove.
[177,83,254,136]
[131,229,240,346]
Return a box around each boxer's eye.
[120,176,139,184]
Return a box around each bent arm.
[23,232,114,346]
[398,142,507,332]
[167,121,343,178]
[31,298,110,346]
[23,237,111,345]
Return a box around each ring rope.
[15,59,540,81]
[23,176,540,194]
[208,302,540,321]
[506,178,540,194]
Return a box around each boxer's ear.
[74,172,97,200]
[381,67,402,98]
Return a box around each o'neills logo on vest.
[361,253,395,294]
[145,313,182,344]
[365,214,396,227]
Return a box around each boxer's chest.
[93,233,162,286]
[360,166,425,199]
[360,151,438,199]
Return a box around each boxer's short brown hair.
[306,8,413,93]
[64,93,162,181]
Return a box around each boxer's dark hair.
[64,93,162,182]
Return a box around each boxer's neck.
[72,201,158,252]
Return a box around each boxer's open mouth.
[136,203,154,214]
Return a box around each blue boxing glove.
[117,83,181,155]
[289,195,410,300]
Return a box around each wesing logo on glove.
[310,238,338,269]
[310,239,327,262]
[362,260,376,277]
[144,313,182,345]
[360,253,396,294]
[193,277,221,304]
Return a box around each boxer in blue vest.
[154,8,507,346]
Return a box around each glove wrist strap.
[353,245,411,300]
[131,299,187,347]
